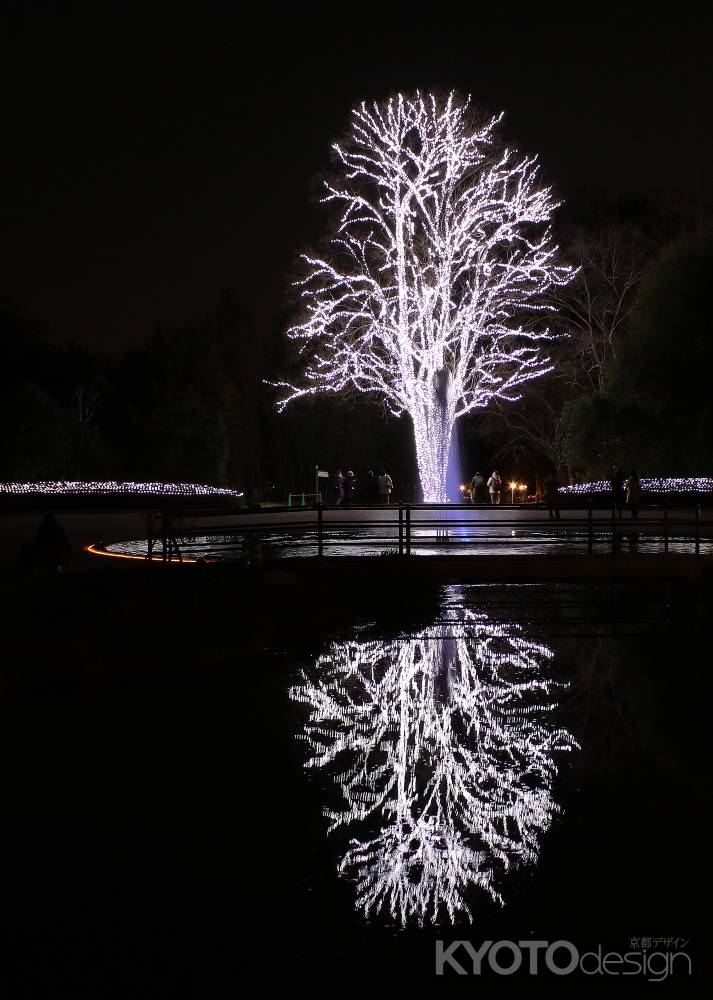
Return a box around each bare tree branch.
[276,92,572,499]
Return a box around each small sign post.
[315,466,329,504]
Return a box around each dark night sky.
[1,4,711,351]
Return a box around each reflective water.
[106,527,713,560]
[268,581,704,980]
[4,574,704,990]
[291,592,577,926]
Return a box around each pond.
[254,581,702,983]
[2,577,703,989]
[104,526,713,560]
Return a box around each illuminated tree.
[277,92,572,500]
[291,601,577,925]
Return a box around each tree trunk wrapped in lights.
[277,92,572,501]
[291,601,577,926]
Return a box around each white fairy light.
[0,481,243,497]
[276,92,572,501]
[291,605,577,926]
[559,477,713,496]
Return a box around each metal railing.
[287,492,322,507]
[145,500,711,563]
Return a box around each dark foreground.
[0,557,710,996]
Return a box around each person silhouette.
[542,472,561,520]
[26,512,72,572]
[611,467,625,519]
[471,472,486,504]
[487,471,502,505]
[626,470,642,519]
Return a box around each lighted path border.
[1,481,244,498]
[560,477,713,496]
[85,543,201,564]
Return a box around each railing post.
[587,500,593,556]
[317,503,323,557]
[611,504,616,558]
[405,504,411,556]
[696,503,701,557]
[146,513,154,563]
[398,504,404,556]
[664,502,669,554]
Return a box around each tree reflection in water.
[291,597,578,926]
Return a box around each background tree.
[553,224,649,395]
[277,92,572,500]
[562,226,713,476]
[0,305,110,479]
[478,222,649,480]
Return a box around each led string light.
[0,481,244,497]
[291,606,577,926]
[559,477,713,496]
[276,92,573,501]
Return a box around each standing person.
[542,471,561,520]
[471,472,486,504]
[364,470,378,504]
[344,470,356,505]
[535,476,544,503]
[611,467,625,519]
[626,470,641,518]
[487,471,502,505]
[377,469,393,504]
[334,470,345,506]
[23,512,72,573]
